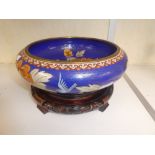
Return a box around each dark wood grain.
[31,85,114,114]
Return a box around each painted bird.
[58,73,77,93]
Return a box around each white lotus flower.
[30,69,52,89]
[76,82,113,93]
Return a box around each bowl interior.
[28,38,117,61]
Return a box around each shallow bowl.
[16,37,128,94]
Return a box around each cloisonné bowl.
[16,37,128,94]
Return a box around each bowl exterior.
[16,48,127,94]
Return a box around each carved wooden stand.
[31,85,114,114]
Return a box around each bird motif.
[58,73,77,93]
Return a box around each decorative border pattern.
[19,50,125,70]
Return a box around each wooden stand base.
[31,85,114,114]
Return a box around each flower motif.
[17,60,33,83]
[64,48,73,57]
[16,59,23,70]
[76,83,113,93]
[76,50,85,57]
[30,69,52,88]
[16,60,52,89]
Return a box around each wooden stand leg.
[99,102,109,112]
[37,104,49,114]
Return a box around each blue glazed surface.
[17,37,128,94]
[28,38,117,60]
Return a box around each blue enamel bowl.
[16,37,128,94]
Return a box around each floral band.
[18,50,125,70]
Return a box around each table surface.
[0,64,155,134]
[127,65,155,110]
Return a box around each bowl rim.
[24,36,121,64]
